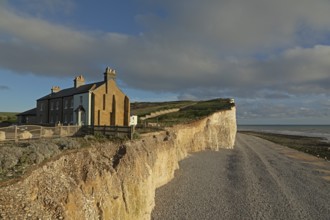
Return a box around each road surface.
[151,133,330,220]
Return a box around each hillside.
[0,112,17,124]
[131,98,235,126]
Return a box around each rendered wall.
[92,79,130,126]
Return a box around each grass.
[131,101,196,117]
[0,112,18,123]
[134,98,235,127]
[240,131,330,160]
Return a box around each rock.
[42,129,54,138]
[0,131,5,141]
[19,131,33,140]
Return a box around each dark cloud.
[0,85,9,90]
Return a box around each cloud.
[3,0,75,16]
[0,85,9,90]
[1,0,330,101]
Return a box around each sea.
[238,125,330,141]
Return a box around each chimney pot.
[74,75,85,88]
[104,67,116,81]
[51,86,61,93]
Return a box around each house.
[18,67,130,126]
[16,108,37,124]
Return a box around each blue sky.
[1,0,330,124]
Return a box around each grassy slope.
[0,112,18,123]
[132,98,235,127]
[131,101,196,116]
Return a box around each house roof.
[37,81,104,101]
[17,108,37,116]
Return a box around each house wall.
[17,115,37,124]
[92,80,130,126]
[62,96,74,125]
[73,93,91,125]
[49,98,63,125]
[36,100,49,124]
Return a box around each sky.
[1,0,330,124]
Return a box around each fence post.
[14,125,18,143]
[40,126,43,138]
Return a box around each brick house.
[18,67,130,126]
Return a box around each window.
[50,116,54,123]
[80,96,83,105]
[103,94,106,110]
[56,101,59,110]
[64,100,68,109]
[64,114,67,123]
[50,102,54,110]
[40,103,44,111]
[70,99,73,108]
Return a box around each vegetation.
[240,131,330,161]
[131,100,196,117]
[0,112,18,124]
[133,98,235,127]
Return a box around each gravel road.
[151,133,330,220]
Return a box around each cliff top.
[132,98,235,127]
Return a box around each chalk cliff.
[0,107,236,220]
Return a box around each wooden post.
[129,126,133,140]
[14,125,18,143]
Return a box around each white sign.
[130,115,138,126]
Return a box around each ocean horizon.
[238,124,330,141]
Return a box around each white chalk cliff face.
[0,107,236,220]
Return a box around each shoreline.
[238,125,330,142]
[239,131,330,161]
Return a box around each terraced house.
[18,67,130,126]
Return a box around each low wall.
[0,107,236,220]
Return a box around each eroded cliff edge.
[0,107,236,220]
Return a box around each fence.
[0,125,81,142]
[82,125,133,140]
[0,125,134,142]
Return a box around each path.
[151,133,330,220]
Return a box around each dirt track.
[152,133,330,220]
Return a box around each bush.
[0,146,24,172]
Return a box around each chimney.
[74,75,85,88]
[104,67,116,82]
[51,86,61,94]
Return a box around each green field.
[132,98,235,127]
[0,112,18,123]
